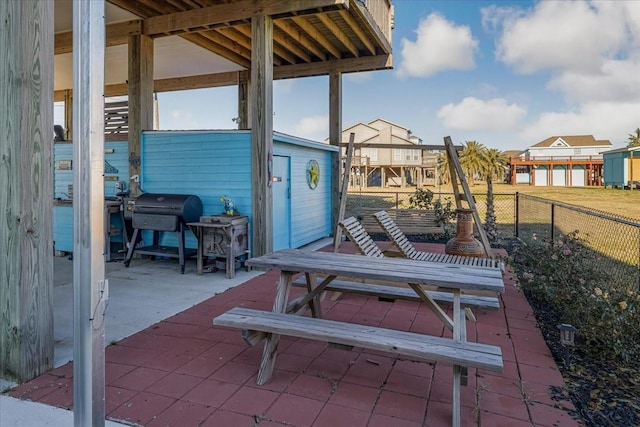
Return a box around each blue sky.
[152,1,639,151]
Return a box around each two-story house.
[339,119,438,188]
[509,135,612,186]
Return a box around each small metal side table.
[188,215,249,279]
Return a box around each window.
[369,148,378,162]
[393,149,401,161]
[405,150,411,161]
[574,149,581,155]
[413,149,420,161]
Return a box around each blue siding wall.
[53,140,129,252]
[140,131,253,249]
[53,131,336,254]
[273,134,334,248]
[603,152,626,188]
[54,141,129,199]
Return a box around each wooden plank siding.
[52,141,129,253]
[138,130,336,253]
[273,133,335,248]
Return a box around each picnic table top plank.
[245,249,504,294]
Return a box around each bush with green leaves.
[509,231,640,361]
[408,189,457,226]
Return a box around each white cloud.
[520,102,640,146]
[169,109,199,128]
[489,1,630,74]
[548,59,640,103]
[437,97,527,132]
[294,115,328,141]
[397,13,478,78]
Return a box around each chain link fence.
[516,193,640,288]
[345,190,517,238]
[345,190,640,286]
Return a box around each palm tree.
[459,141,486,185]
[480,148,508,242]
[628,128,640,147]
[436,152,450,185]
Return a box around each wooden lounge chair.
[371,210,504,271]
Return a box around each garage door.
[534,167,548,186]
[552,166,566,186]
[571,167,585,186]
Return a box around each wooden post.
[128,33,153,197]
[0,0,54,382]
[64,89,73,140]
[329,70,342,236]
[251,14,274,257]
[237,72,249,129]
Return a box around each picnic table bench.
[213,249,505,427]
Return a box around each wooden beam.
[274,54,392,78]
[143,0,348,37]
[339,9,375,55]
[317,13,359,57]
[1,0,54,382]
[251,15,274,258]
[55,54,388,101]
[329,71,342,242]
[291,16,342,59]
[350,0,392,54]
[128,33,154,197]
[275,19,327,61]
[232,24,287,66]
[54,19,141,55]
[180,32,251,68]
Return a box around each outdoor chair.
[339,214,503,272]
[371,210,504,271]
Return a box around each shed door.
[272,155,291,251]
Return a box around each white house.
[509,135,612,186]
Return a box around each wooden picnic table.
[214,248,505,427]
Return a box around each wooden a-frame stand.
[443,136,494,258]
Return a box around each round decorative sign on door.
[306,159,319,189]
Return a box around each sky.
[113,1,640,152]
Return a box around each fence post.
[515,192,519,238]
[551,203,555,241]
[396,192,399,208]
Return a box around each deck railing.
[510,155,603,163]
[360,0,393,41]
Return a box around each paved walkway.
[3,243,579,426]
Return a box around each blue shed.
[603,146,640,189]
[52,130,337,255]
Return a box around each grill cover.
[133,193,203,224]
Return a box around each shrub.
[408,189,457,225]
[509,231,640,361]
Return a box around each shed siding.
[54,140,129,199]
[274,137,333,248]
[140,131,252,249]
[53,140,129,252]
[603,151,627,188]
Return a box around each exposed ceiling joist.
[316,13,359,57]
[339,9,375,55]
[180,32,252,68]
[275,54,392,79]
[275,20,327,61]
[291,16,342,60]
[55,20,142,55]
[143,0,348,37]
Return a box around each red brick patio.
[7,243,579,426]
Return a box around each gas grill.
[123,193,203,273]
